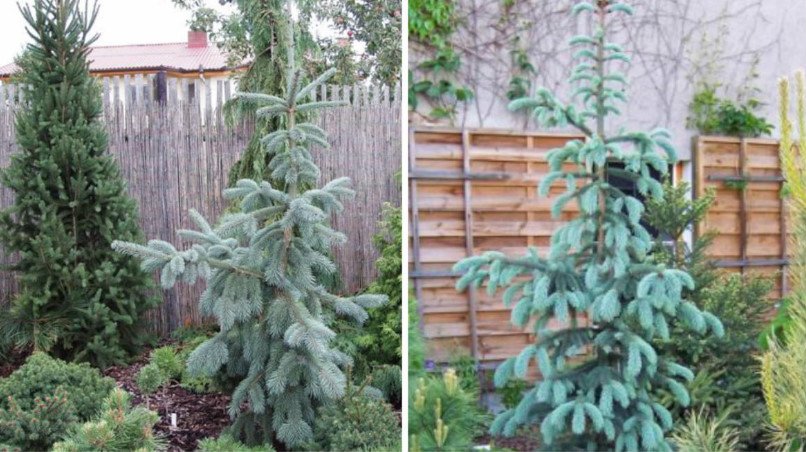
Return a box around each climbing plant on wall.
[408,0,473,121]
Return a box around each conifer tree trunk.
[0,0,157,368]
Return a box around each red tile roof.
[0,40,244,77]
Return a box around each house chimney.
[188,31,208,48]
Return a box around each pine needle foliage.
[0,353,116,449]
[112,59,387,448]
[52,389,162,452]
[644,179,716,294]
[309,378,401,451]
[409,369,486,452]
[761,70,806,451]
[453,2,723,450]
[0,387,77,451]
[0,0,157,367]
[198,434,275,452]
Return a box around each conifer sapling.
[454,1,724,450]
[112,56,387,447]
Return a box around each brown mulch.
[475,434,540,452]
[104,350,231,452]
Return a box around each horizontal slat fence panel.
[0,78,401,336]
[411,130,788,370]
[693,136,790,300]
[409,128,585,368]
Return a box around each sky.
[0,0,234,66]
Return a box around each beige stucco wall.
[410,0,806,163]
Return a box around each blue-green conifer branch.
[113,56,385,448]
[453,1,723,450]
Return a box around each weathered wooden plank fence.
[0,77,402,335]
[409,128,585,367]
[410,128,787,369]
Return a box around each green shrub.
[369,364,402,404]
[671,408,740,452]
[409,368,485,451]
[664,274,771,366]
[136,364,166,396]
[688,84,772,138]
[170,324,217,343]
[150,346,182,380]
[497,379,527,410]
[447,352,479,395]
[139,344,212,398]
[311,384,400,452]
[0,352,114,421]
[658,274,771,448]
[334,205,402,404]
[179,367,216,394]
[645,179,771,448]
[0,387,77,450]
[52,388,161,452]
[364,204,403,363]
[175,335,218,394]
[197,434,274,452]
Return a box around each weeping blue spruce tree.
[454,1,724,450]
[112,61,386,447]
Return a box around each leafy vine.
[408,0,474,122]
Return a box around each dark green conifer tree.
[223,0,308,186]
[113,55,386,448]
[454,1,724,450]
[0,0,157,368]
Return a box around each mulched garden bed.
[1,346,231,451]
[104,349,231,452]
[4,344,403,451]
